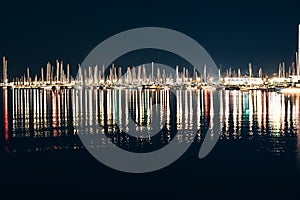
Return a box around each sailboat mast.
[41,67,44,84]
[2,57,8,84]
[67,64,70,83]
[151,62,154,82]
[60,61,63,83]
[56,60,60,83]
[249,63,252,78]
[298,24,300,76]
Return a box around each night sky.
[1,0,300,78]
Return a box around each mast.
[151,62,154,82]
[157,67,161,84]
[2,57,8,84]
[77,64,82,84]
[249,63,252,78]
[51,65,54,84]
[131,67,136,83]
[113,65,117,82]
[60,61,63,83]
[94,65,98,85]
[203,65,207,83]
[258,67,263,78]
[298,24,300,76]
[142,65,146,83]
[83,68,87,85]
[67,64,70,83]
[176,65,179,84]
[137,65,141,84]
[282,62,285,78]
[41,67,44,84]
[162,69,166,84]
[102,65,105,82]
[56,60,60,83]
[46,62,51,84]
[89,66,92,84]
[182,67,186,83]
[296,52,298,75]
[27,67,30,85]
[118,67,122,83]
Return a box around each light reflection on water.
[0,88,300,157]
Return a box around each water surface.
[0,88,299,198]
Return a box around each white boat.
[278,87,300,94]
[202,85,216,91]
[42,85,53,90]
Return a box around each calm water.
[0,88,300,198]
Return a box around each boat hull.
[277,87,300,94]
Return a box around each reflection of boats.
[4,85,300,155]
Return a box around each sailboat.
[278,86,300,94]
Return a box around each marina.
[2,25,300,92]
[2,21,300,92]
[1,57,300,92]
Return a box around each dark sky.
[1,0,300,77]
